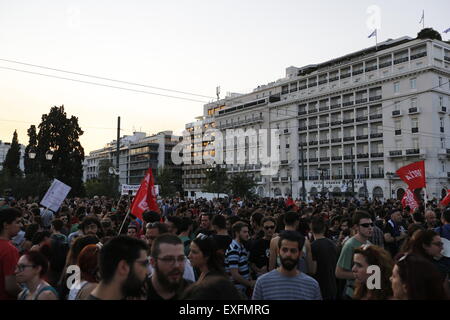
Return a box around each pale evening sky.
[0,0,449,154]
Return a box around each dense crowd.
[0,195,449,300]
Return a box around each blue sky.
[0,0,449,153]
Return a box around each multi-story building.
[84,131,180,187]
[0,141,25,172]
[210,36,450,200]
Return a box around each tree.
[227,173,257,198]
[2,130,22,177]
[156,166,182,198]
[34,105,85,196]
[84,159,118,198]
[417,28,442,41]
[24,125,37,177]
[202,165,229,197]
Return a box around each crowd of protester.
[0,194,449,300]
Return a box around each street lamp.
[386,172,394,199]
[28,148,54,197]
[318,167,326,199]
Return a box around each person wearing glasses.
[249,217,276,279]
[391,253,448,300]
[335,211,374,299]
[88,236,149,300]
[16,251,58,300]
[384,210,407,258]
[146,234,193,300]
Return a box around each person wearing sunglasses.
[336,211,374,299]
[16,251,58,300]
[89,236,149,300]
[249,217,276,279]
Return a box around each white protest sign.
[40,179,71,212]
[121,184,140,196]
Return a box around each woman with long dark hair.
[188,233,226,282]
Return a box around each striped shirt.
[252,269,322,300]
[225,239,250,291]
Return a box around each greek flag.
[368,29,377,38]
[444,27,450,34]
[419,10,424,24]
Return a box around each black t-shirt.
[248,238,270,268]
[384,220,406,258]
[146,277,193,300]
[311,238,338,300]
[212,234,232,252]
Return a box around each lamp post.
[28,149,54,197]
[109,166,121,198]
[386,172,394,200]
[318,167,326,199]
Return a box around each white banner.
[40,179,72,212]
[121,184,140,196]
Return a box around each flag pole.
[118,208,131,235]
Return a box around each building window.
[394,82,400,93]
[442,161,446,173]
[395,120,401,130]
[441,137,445,149]
[411,98,417,108]
[440,96,444,107]
[411,118,419,129]
[410,78,417,89]
[439,76,443,87]
[412,138,419,149]
[440,117,445,128]
[394,101,400,110]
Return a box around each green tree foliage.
[227,173,257,198]
[85,159,118,198]
[24,125,37,176]
[417,28,442,41]
[2,130,22,177]
[202,165,229,197]
[156,167,181,198]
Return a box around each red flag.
[401,189,419,213]
[130,169,160,220]
[440,189,450,207]
[396,161,426,190]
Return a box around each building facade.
[208,36,450,200]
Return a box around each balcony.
[299,85,307,90]
[319,106,329,112]
[392,110,401,116]
[410,52,427,60]
[395,129,402,135]
[357,174,370,179]
[369,95,382,102]
[340,73,351,79]
[308,124,318,130]
[370,114,382,120]
[343,136,355,142]
[344,174,355,179]
[332,175,343,180]
[308,109,318,114]
[272,177,280,182]
[309,176,319,181]
[330,104,341,110]
[309,141,318,146]
[318,80,328,85]
[331,138,342,143]
[352,70,364,76]
[298,126,308,131]
[309,158,319,163]
[331,120,342,126]
[406,149,420,155]
[357,153,369,159]
[329,76,339,82]
[320,139,330,145]
[331,156,343,161]
[445,56,450,62]
[308,82,318,88]
[371,173,384,179]
[411,127,419,133]
[408,107,419,114]
[342,119,355,124]
[355,98,368,105]
[280,160,289,165]
[439,106,447,113]
[281,177,289,182]
[394,57,409,65]
[344,155,355,160]
[342,101,354,107]
[356,135,368,140]
[283,129,290,134]
[389,150,402,157]
[320,157,330,162]
[365,66,378,72]
[319,123,329,128]
[371,152,384,158]
[379,61,392,68]
[298,110,307,116]
[356,116,368,122]
[299,142,308,147]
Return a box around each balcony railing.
[395,129,402,135]
[318,80,328,85]
[371,152,384,158]
[272,177,280,182]
[356,116,368,122]
[408,107,419,114]
[298,110,307,116]
[299,142,308,147]
[319,107,329,112]
[298,126,308,131]
[299,85,307,90]
[410,52,427,60]
[308,124,318,129]
[309,158,319,162]
[371,173,384,179]
[331,120,342,126]
[357,174,370,179]
[379,61,392,68]
[370,133,383,138]
[355,98,368,105]
[332,175,343,180]
[392,110,401,116]
[309,141,318,146]
[370,114,382,120]
[412,127,419,133]
[281,177,289,182]
[340,73,351,79]
[344,155,355,160]
[330,104,341,109]
[356,135,368,140]
[357,153,369,159]
[320,157,330,162]
[319,123,329,128]
[365,66,378,72]
[280,160,289,165]
[394,57,409,64]
[342,101,354,107]
[369,95,382,102]
[331,138,342,143]
[406,149,420,155]
[331,156,343,161]
[344,174,355,179]
[389,150,402,156]
[343,136,355,141]
[352,70,364,76]
[342,119,355,124]
[329,76,339,82]
[308,82,318,88]
[309,176,319,181]
[320,140,330,145]
[308,109,318,114]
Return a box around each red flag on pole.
[440,190,450,207]
[130,169,160,220]
[396,160,426,190]
[401,189,419,213]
